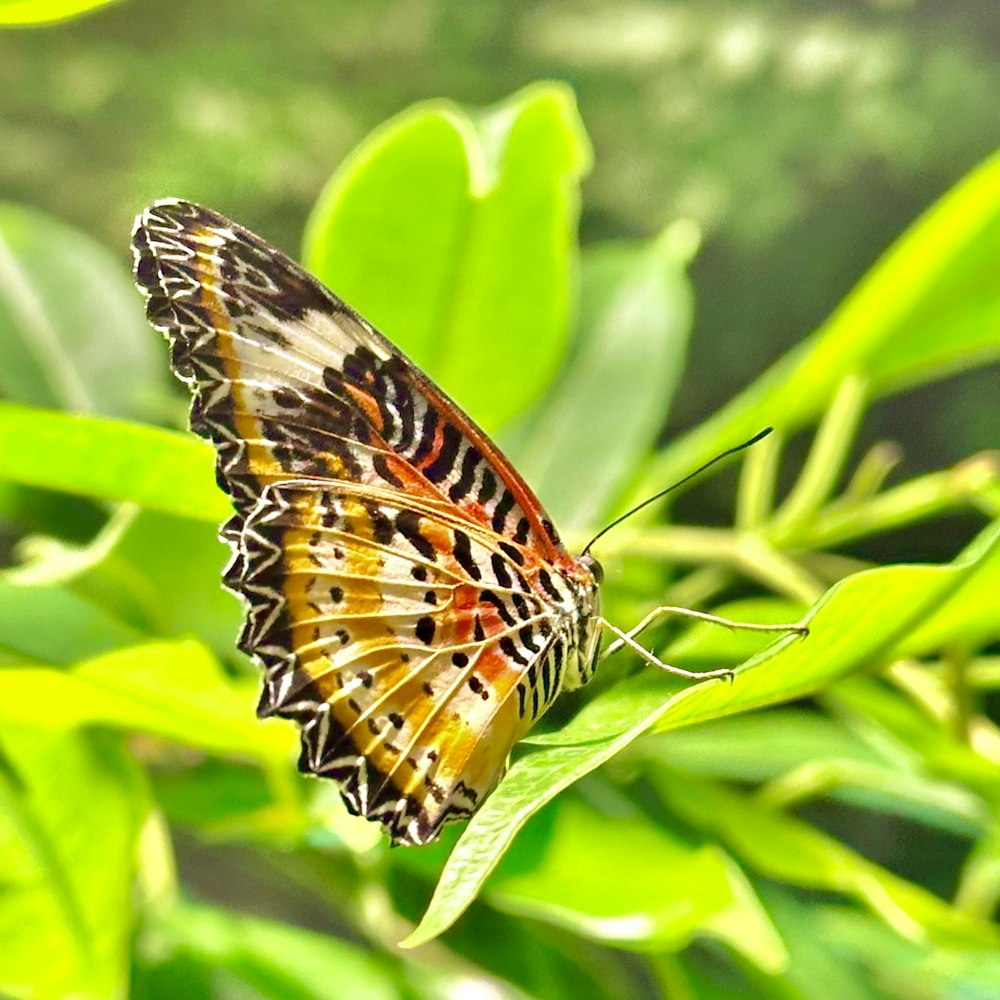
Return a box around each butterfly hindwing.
[238,481,573,844]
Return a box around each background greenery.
[0,2,999,999]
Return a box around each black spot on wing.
[416,616,436,644]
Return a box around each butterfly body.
[133,200,603,845]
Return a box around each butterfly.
[131,199,752,847]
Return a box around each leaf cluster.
[0,82,998,1000]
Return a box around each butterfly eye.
[581,554,604,585]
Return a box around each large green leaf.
[0,726,146,1000]
[629,148,1000,506]
[138,899,402,1000]
[404,519,1000,945]
[0,639,293,763]
[304,82,591,431]
[638,710,987,837]
[0,402,226,522]
[649,769,997,949]
[502,225,696,531]
[0,578,142,663]
[0,0,119,23]
[0,204,164,418]
[486,798,786,970]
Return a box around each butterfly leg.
[602,605,808,660]
[596,618,735,682]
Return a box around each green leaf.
[0,403,227,522]
[629,149,1000,506]
[637,708,885,783]
[0,726,147,1000]
[897,523,1000,656]
[2,502,138,588]
[0,0,120,23]
[304,82,591,430]
[404,519,1000,945]
[487,798,786,970]
[140,899,402,1000]
[751,891,889,1000]
[662,596,807,667]
[649,769,997,949]
[82,510,243,658]
[0,578,143,663]
[151,759,274,830]
[0,203,164,417]
[828,675,1000,799]
[502,224,697,531]
[641,714,987,837]
[0,639,293,763]
[819,904,1000,999]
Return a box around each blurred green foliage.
[0,6,999,1000]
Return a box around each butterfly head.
[559,552,604,691]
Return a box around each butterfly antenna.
[581,427,774,556]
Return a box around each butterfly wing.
[132,200,598,844]
[132,199,565,561]
[240,480,571,844]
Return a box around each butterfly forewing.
[132,199,602,844]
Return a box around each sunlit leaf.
[404,520,1000,945]
[0,0,120,24]
[0,726,146,1000]
[304,81,591,430]
[0,402,226,522]
[0,639,293,763]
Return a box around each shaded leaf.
[80,510,243,658]
[650,769,997,949]
[503,224,697,530]
[487,798,786,969]
[0,203,164,417]
[0,577,142,663]
[818,903,1000,1000]
[141,899,402,1000]
[630,149,1000,508]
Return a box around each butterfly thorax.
[538,552,603,694]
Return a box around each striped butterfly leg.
[598,606,809,680]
